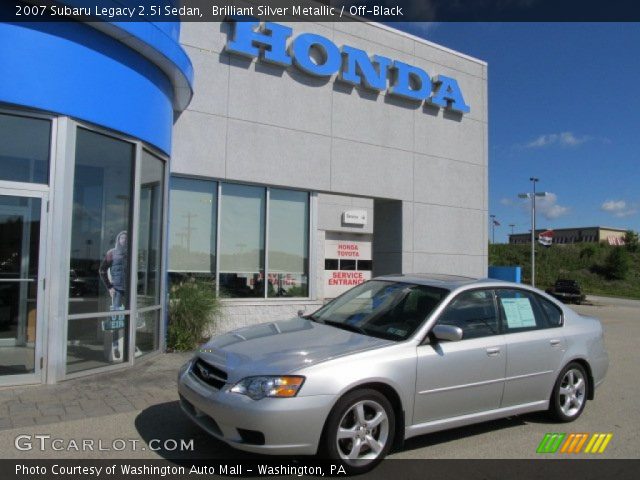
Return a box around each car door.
[413,289,506,425]
[496,289,566,407]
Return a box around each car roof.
[374,273,509,290]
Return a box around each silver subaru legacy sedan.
[178,275,608,471]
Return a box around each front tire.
[549,362,589,422]
[321,389,395,473]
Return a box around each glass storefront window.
[136,150,165,357]
[135,309,160,357]
[219,184,265,298]
[66,315,130,374]
[137,151,164,309]
[168,178,217,285]
[0,113,51,185]
[67,128,134,372]
[169,177,312,299]
[268,189,309,297]
[0,196,41,376]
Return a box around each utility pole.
[182,213,197,253]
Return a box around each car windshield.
[309,280,448,341]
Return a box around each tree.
[624,230,639,252]
[604,247,630,280]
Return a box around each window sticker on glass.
[501,298,536,328]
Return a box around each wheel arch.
[559,357,595,400]
[318,382,406,454]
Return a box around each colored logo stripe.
[584,433,613,454]
[537,433,613,454]
[537,433,566,453]
[560,433,589,453]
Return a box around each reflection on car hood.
[196,317,393,382]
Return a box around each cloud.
[524,132,592,149]
[500,197,514,206]
[601,200,638,218]
[601,200,626,212]
[514,192,570,220]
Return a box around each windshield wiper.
[323,319,368,336]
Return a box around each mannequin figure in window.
[99,231,128,306]
[99,231,128,359]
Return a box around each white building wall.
[174,19,488,333]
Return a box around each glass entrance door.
[0,192,46,383]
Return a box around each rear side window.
[496,289,546,333]
[538,296,563,327]
[436,289,499,339]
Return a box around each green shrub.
[625,230,639,252]
[167,280,220,351]
[604,247,631,280]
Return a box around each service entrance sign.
[324,233,372,298]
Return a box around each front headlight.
[229,376,305,400]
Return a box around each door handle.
[550,339,562,347]
[486,347,501,356]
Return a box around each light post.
[518,178,548,287]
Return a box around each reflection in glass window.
[137,152,164,309]
[268,189,309,297]
[67,128,134,372]
[66,316,130,374]
[135,309,160,356]
[0,113,51,184]
[168,178,217,286]
[219,184,265,298]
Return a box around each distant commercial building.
[509,227,628,245]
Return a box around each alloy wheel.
[558,368,586,417]
[335,399,389,463]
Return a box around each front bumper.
[177,363,336,455]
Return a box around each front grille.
[191,358,227,389]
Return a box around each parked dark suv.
[546,279,586,304]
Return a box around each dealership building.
[0,15,488,385]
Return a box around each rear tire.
[549,362,589,422]
[320,389,395,474]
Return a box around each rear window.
[538,296,563,327]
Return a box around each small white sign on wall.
[342,210,367,226]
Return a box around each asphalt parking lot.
[0,296,638,460]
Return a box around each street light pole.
[530,177,538,287]
[518,179,547,288]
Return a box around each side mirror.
[297,309,305,318]
[432,324,463,342]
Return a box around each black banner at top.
[5,0,640,22]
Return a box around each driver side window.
[436,289,498,339]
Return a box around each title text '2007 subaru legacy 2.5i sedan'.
[178,275,608,472]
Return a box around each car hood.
[195,317,393,383]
